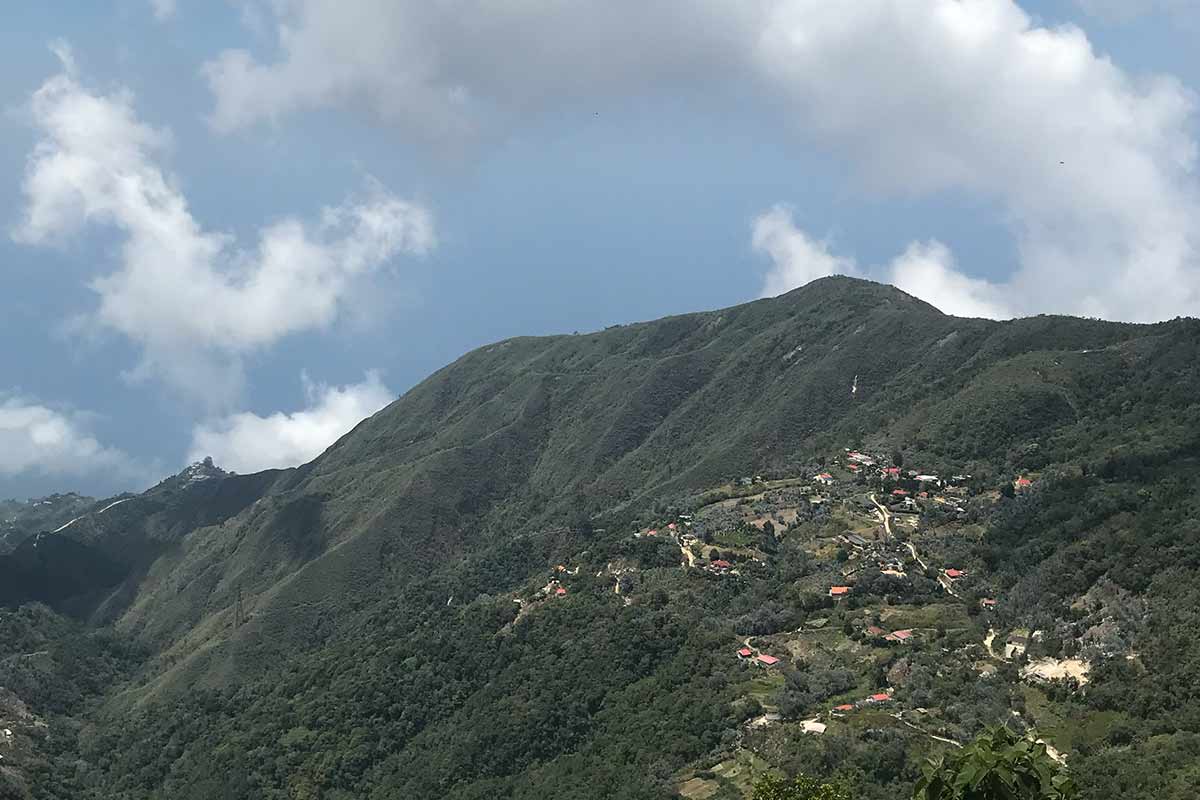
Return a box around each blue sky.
[2,0,1199,500]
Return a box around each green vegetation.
[913,727,1075,800]
[752,773,851,800]
[3,277,1200,798]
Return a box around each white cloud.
[205,1,1200,322]
[0,394,139,480]
[753,210,1012,319]
[753,205,858,297]
[14,47,435,404]
[187,371,393,473]
[149,0,176,21]
[888,241,1013,320]
[202,1,768,146]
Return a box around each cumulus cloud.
[0,394,140,480]
[14,47,435,403]
[204,0,1200,322]
[888,241,1013,320]
[753,206,858,297]
[203,1,767,146]
[753,209,1011,319]
[187,371,393,473]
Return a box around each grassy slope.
[104,278,1198,703]
[15,276,1200,798]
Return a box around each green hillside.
[3,277,1200,799]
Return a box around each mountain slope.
[6,276,1200,799]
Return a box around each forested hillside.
[2,277,1199,799]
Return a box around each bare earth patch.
[1022,658,1090,684]
[677,777,720,799]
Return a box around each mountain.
[4,277,1200,800]
[0,493,95,554]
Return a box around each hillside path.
[893,713,962,748]
[869,494,892,540]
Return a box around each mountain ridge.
[5,275,1200,799]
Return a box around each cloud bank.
[14,48,435,404]
[206,0,1200,322]
[187,371,393,473]
[0,394,139,481]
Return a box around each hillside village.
[505,447,1108,799]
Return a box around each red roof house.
[886,467,901,477]
[892,489,909,497]
[711,559,733,570]
[868,693,892,703]
[885,629,914,643]
[737,647,753,658]
[555,587,567,597]
[981,598,998,608]
[668,523,676,530]
[829,586,851,597]
[647,529,658,536]
[1015,477,1033,489]
[945,568,965,579]
[833,704,854,712]
[755,654,781,667]
[867,625,886,637]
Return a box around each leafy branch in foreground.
[913,726,1076,800]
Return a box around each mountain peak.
[777,276,945,316]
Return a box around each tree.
[913,726,1076,800]
[752,774,851,800]
[893,450,905,469]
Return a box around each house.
[1005,637,1028,659]
[833,704,855,713]
[981,598,998,610]
[647,529,658,537]
[737,647,753,659]
[1015,476,1033,490]
[885,629,914,643]
[555,587,567,597]
[755,654,781,667]
[867,693,892,704]
[945,568,965,579]
[866,625,887,637]
[814,473,835,486]
[848,463,861,473]
[845,533,868,549]
[915,474,940,484]
[891,489,909,497]
[711,559,733,571]
[829,586,851,598]
[885,467,901,477]
[667,523,676,531]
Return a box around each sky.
[2,0,1199,500]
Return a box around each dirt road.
[869,493,891,539]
